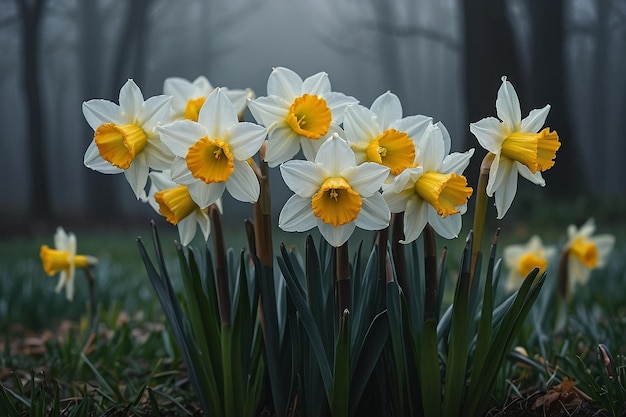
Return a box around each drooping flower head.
[279,134,390,247]
[163,75,253,121]
[248,67,358,167]
[148,170,220,246]
[469,76,560,218]
[383,123,474,243]
[39,227,98,301]
[564,218,614,291]
[83,79,174,201]
[156,87,267,208]
[503,235,555,292]
[343,91,432,179]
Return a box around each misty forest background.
[1,0,625,237]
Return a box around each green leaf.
[331,310,351,417]
[420,318,441,417]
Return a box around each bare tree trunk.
[529,0,581,196]
[463,0,525,187]
[14,0,50,223]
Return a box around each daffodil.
[248,67,358,167]
[503,235,555,292]
[163,75,253,121]
[343,91,432,178]
[565,218,614,289]
[39,227,98,301]
[83,79,174,201]
[383,123,474,243]
[156,88,267,208]
[279,134,390,247]
[148,170,220,246]
[469,76,560,218]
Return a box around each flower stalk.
[210,204,231,325]
[335,242,351,320]
[470,152,495,283]
[390,213,409,297]
[253,142,274,269]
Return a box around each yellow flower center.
[414,172,473,217]
[311,177,362,227]
[186,136,234,183]
[155,185,197,225]
[501,128,560,173]
[39,246,91,275]
[517,252,548,278]
[365,129,415,175]
[285,94,331,140]
[94,123,148,169]
[569,236,598,268]
[184,97,206,122]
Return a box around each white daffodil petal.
[84,142,124,174]
[188,181,225,208]
[124,156,149,200]
[223,88,250,115]
[163,77,198,111]
[264,126,301,167]
[496,77,522,131]
[170,157,197,185]
[227,122,267,161]
[157,120,207,157]
[302,71,331,96]
[344,162,389,197]
[428,209,461,239]
[486,154,505,196]
[279,195,317,232]
[280,160,325,197]
[436,122,452,156]
[141,95,172,131]
[324,92,358,122]
[516,162,545,186]
[199,89,238,138]
[593,235,615,267]
[82,100,123,130]
[300,135,326,162]
[440,149,475,175]
[401,197,428,244]
[248,96,288,128]
[119,79,144,120]
[267,67,302,99]
[54,227,69,250]
[177,215,198,246]
[493,161,519,219]
[355,193,390,230]
[226,160,260,203]
[318,221,355,247]
[316,135,355,175]
[393,115,433,143]
[145,138,175,171]
[371,91,402,129]
[197,210,211,241]
[343,104,380,146]
[521,105,550,133]
[469,117,505,153]
[418,125,446,172]
[383,188,412,213]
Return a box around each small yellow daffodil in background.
[147,170,218,246]
[382,123,474,242]
[163,75,253,121]
[503,235,555,292]
[564,218,615,293]
[82,79,174,201]
[39,227,98,301]
[278,134,390,247]
[248,66,358,167]
[343,91,432,180]
[156,87,267,208]
[469,76,560,219]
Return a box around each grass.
[1,196,626,415]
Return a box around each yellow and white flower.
[156,88,267,208]
[565,218,614,288]
[148,170,219,246]
[382,123,474,243]
[469,76,560,218]
[83,79,174,201]
[503,235,555,292]
[248,67,358,167]
[163,75,253,121]
[343,91,432,179]
[279,134,390,247]
[39,227,98,301]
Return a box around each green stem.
[210,204,231,325]
[335,242,351,319]
[253,142,273,269]
[391,212,409,298]
[423,223,438,322]
[556,247,570,300]
[470,152,495,285]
